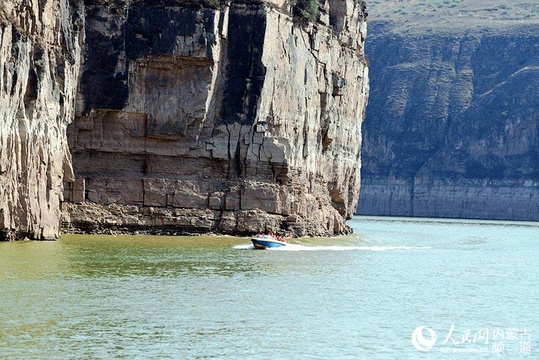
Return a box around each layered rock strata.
[358,20,539,220]
[0,0,83,239]
[64,0,369,236]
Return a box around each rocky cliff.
[0,0,83,239]
[357,1,539,220]
[63,0,369,236]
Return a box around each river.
[1,216,537,358]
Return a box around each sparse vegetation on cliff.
[368,0,539,34]
[293,0,320,22]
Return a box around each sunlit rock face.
[65,0,369,236]
[0,0,83,239]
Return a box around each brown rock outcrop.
[0,0,83,239]
[65,0,369,236]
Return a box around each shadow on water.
[60,232,400,279]
[60,234,263,278]
[1,226,433,282]
[0,233,377,281]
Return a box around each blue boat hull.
[251,237,287,249]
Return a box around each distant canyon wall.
[0,0,83,239]
[358,22,539,220]
[64,0,369,236]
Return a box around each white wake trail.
[234,244,431,251]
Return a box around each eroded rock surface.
[65,0,369,236]
[358,21,539,220]
[0,0,83,239]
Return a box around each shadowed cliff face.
[65,0,369,236]
[0,0,83,239]
[358,19,539,220]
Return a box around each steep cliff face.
[0,0,83,239]
[64,0,369,236]
[358,2,539,220]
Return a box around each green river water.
[1,216,538,359]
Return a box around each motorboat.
[251,234,288,249]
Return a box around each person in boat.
[269,231,285,242]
